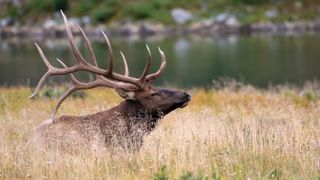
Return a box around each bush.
[154,166,169,180]
[127,2,154,20]
[73,1,95,15]
[26,0,69,13]
[53,0,69,11]
[7,6,19,17]
[92,7,116,23]
[179,171,193,180]
[89,0,118,23]
[35,86,86,99]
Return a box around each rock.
[81,16,91,26]
[68,17,81,26]
[140,22,166,35]
[95,25,108,34]
[171,8,194,24]
[118,22,140,35]
[43,19,57,29]
[30,26,45,37]
[265,9,278,18]
[215,13,229,23]
[189,19,214,33]
[54,24,66,37]
[250,22,275,32]
[0,17,15,27]
[189,22,204,32]
[225,16,240,28]
[214,13,241,28]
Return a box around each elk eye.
[151,92,160,96]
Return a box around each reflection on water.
[1,33,320,88]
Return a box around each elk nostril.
[184,93,191,100]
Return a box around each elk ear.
[115,89,135,100]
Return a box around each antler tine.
[31,11,170,116]
[120,51,129,76]
[76,24,106,81]
[53,58,136,117]
[146,46,166,82]
[50,74,138,116]
[100,31,141,89]
[50,86,76,119]
[61,10,87,65]
[76,25,98,66]
[49,81,101,118]
[29,43,55,99]
[28,71,50,99]
[34,43,54,68]
[29,41,108,98]
[138,44,152,83]
[101,31,113,75]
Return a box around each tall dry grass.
[0,85,319,179]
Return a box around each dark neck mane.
[112,100,163,130]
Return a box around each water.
[1,33,320,88]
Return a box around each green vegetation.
[231,0,269,5]
[26,0,69,15]
[0,0,319,25]
[0,84,320,179]
[33,86,86,99]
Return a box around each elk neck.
[113,100,163,128]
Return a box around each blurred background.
[0,0,320,88]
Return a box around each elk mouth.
[180,101,189,108]
[178,95,191,109]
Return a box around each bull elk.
[29,11,191,151]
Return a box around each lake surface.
[1,33,320,88]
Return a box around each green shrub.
[211,166,222,180]
[53,0,69,11]
[268,168,282,179]
[92,7,116,23]
[154,166,169,180]
[90,1,118,23]
[7,6,19,17]
[73,1,96,15]
[127,2,154,20]
[35,86,86,99]
[26,0,69,13]
[179,171,193,180]
[150,9,173,24]
[0,95,4,114]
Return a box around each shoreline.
[1,19,320,39]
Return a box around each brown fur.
[29,87,191,151]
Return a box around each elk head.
[29,10,191,120]
[117,85,191,116]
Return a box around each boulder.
[0,17,15,27]
[118,22,140,35]
[265,9,278,18]
[214,13,241,28]
[171,8,194,24]
[140,22,166,35]
[215,13,229,23]
[225,16,240,28]
[43,19,57,30]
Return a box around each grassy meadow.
[0,84,320,179]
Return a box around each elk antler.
[29,10,166,119]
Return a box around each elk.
[28,11,191,151]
